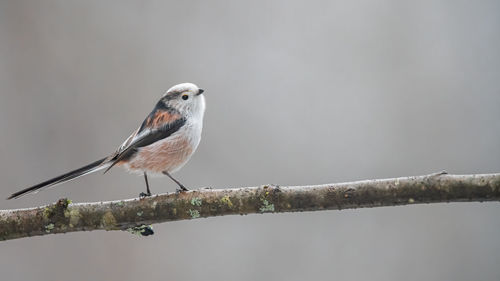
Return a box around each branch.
[1,172,499,241]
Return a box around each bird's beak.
[197,88,204,95]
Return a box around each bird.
[8,82,206,199]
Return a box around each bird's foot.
[139,191,152,198]
[175,185,189,193]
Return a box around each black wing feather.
[103,117,186,173]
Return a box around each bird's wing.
[103,107,186,173]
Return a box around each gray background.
[1,1,499,280]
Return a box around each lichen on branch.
[1,172,499,241]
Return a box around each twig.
[1,172,499,241]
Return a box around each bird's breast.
[123,122,202,174]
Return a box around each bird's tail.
[7,157,110,199]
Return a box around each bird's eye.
[182,94,189,100]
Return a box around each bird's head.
[161,82,205,118]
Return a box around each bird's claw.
[175,186,189,193]
[139,192,151,198]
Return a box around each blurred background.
[1,0,499,280]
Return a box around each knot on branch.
[44,198,71,220]
[43,198,73,231]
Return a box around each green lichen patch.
[221,195,233,208]
[259,198,275,213]
[101,212,117,230]
[136,211,143,217]
[191,197,202,207]
[45,223,54,233]
[188,209,200,219]
[65,209,81,228]
[43,207,51,217]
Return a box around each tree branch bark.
[1,172,499,241]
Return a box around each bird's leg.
[162,171,189,192]
[139,171,152,197]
